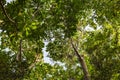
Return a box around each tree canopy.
[0,0,120,80]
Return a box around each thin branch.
[19,39,22,62]
[33,4,39,15]
[0,0,15,23]
[28,54,41,69]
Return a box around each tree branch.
[70,38,90,80]
[16,39,22,61]
[0,0,15,23]
[28,54,40,69]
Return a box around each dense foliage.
[0,0,120,80]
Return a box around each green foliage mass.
[0,0,120,80]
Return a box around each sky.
[6,0,13,3]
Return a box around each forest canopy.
[0,0,120,80]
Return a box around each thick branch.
[0,0,15,23]
[70,38,90,80]
[16,39,22,62]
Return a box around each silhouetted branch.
[0,0,15,23]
